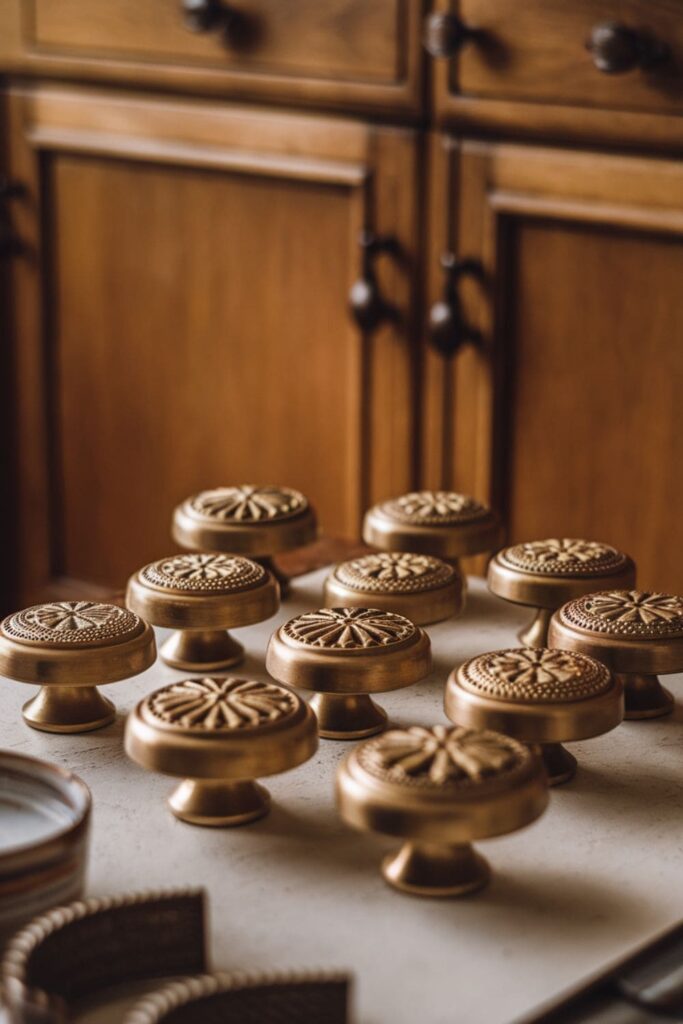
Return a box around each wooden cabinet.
[4,84,418,604]
[3,1,683,608]
[422,136,683,590]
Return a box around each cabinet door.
[4,85,418,605]
[423,136,683,589]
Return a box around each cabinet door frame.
[422,134,683,525]
[4,83,419,606]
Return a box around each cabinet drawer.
[451,0,683,116]
[27,0,406,87]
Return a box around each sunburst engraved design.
[358,725,528,789]
[147,678,297,730]
[283,608,415,649]
[502,538,626,575]
[461,648,611,703]
[189,485,306,522]
[141,554,265,593]
[2,601,140,645]
[382,490,488,525]
[334,553,454,594]
[561,590,683,638]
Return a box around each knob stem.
[382,841,491,897]
[22,685,115,733]
[517,607,554,649]
[539,742,578,786]
[615,672,674,720]
[310,693,387,740]
[169,779,271,826]
[160,628,244,671]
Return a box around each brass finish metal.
[549,590,683,719]
[488,539,636,648]
[323,552,464,625]
[126,553,279,671]
[0,601,156,733]
[126,970,349,1024]
[362,490,502,568]
[125,676,318,826]
[172,485,317,597]
[1,890,207,1020]
[336,724,548,897]
[266,608,431,740]
[445,648,623,785]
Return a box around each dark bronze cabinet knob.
[181,0,233,33]
[423,13,476,59]
[428,254,483,358]
[586,22,667,74]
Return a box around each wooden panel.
[5,85,418,602]
[0,1,423,117]
[431,0,683,150]
[455,0,683,114]
[30,0,402,82]
[423,137,683,590]
[507,220,683,592]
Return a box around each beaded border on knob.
[558,591,683,639]
[458,648,612,703]
[333,552,456,594]
[1,602,143,647]
[379,491,490,526]
[499,539,629,577]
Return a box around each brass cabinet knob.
[586,22,667,75]
[126,554,279,671]
[172,485,317,597]
[323,552,464,626]
[0,601,156,733]
[125,676,317,826]
[363,490,501,571]
[445,648,623,786]
[266,608,431,740]
[488,539,636,648]
[549,590,683,720]
[336,724,548,897]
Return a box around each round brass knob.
[125,676,317,826]
[488,539,636,648]
[549,590,683,720]
[362,490,502,572]
[266,608,431,740]
[323,552,464,626]
[0,601,156,733]
[172,485,317,597]
[336,724,548,897]
[126,553,279,671]
[445,648,623,785]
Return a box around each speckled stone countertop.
[2,571,682,1024]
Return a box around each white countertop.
[2,570,682,1024]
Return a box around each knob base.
[168,778,270,827]
[22,685,116,733]
[382,841,490,898]
[540,742,577,786]
[518,607,553,649]
[618,673,674,719]
[160,629,244,671]
[310,693,387,740]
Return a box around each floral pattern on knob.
[141,554,266,593]
[189,485,307,523]
[358,725,530,789]
[501,538,628,576]
[333,552,455,594]
[559,590,683,638]
[380,490,489,526]
[146,678,297,730]
[1,601,142,646]
[459,648,612,703]
[283,608,416,649]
